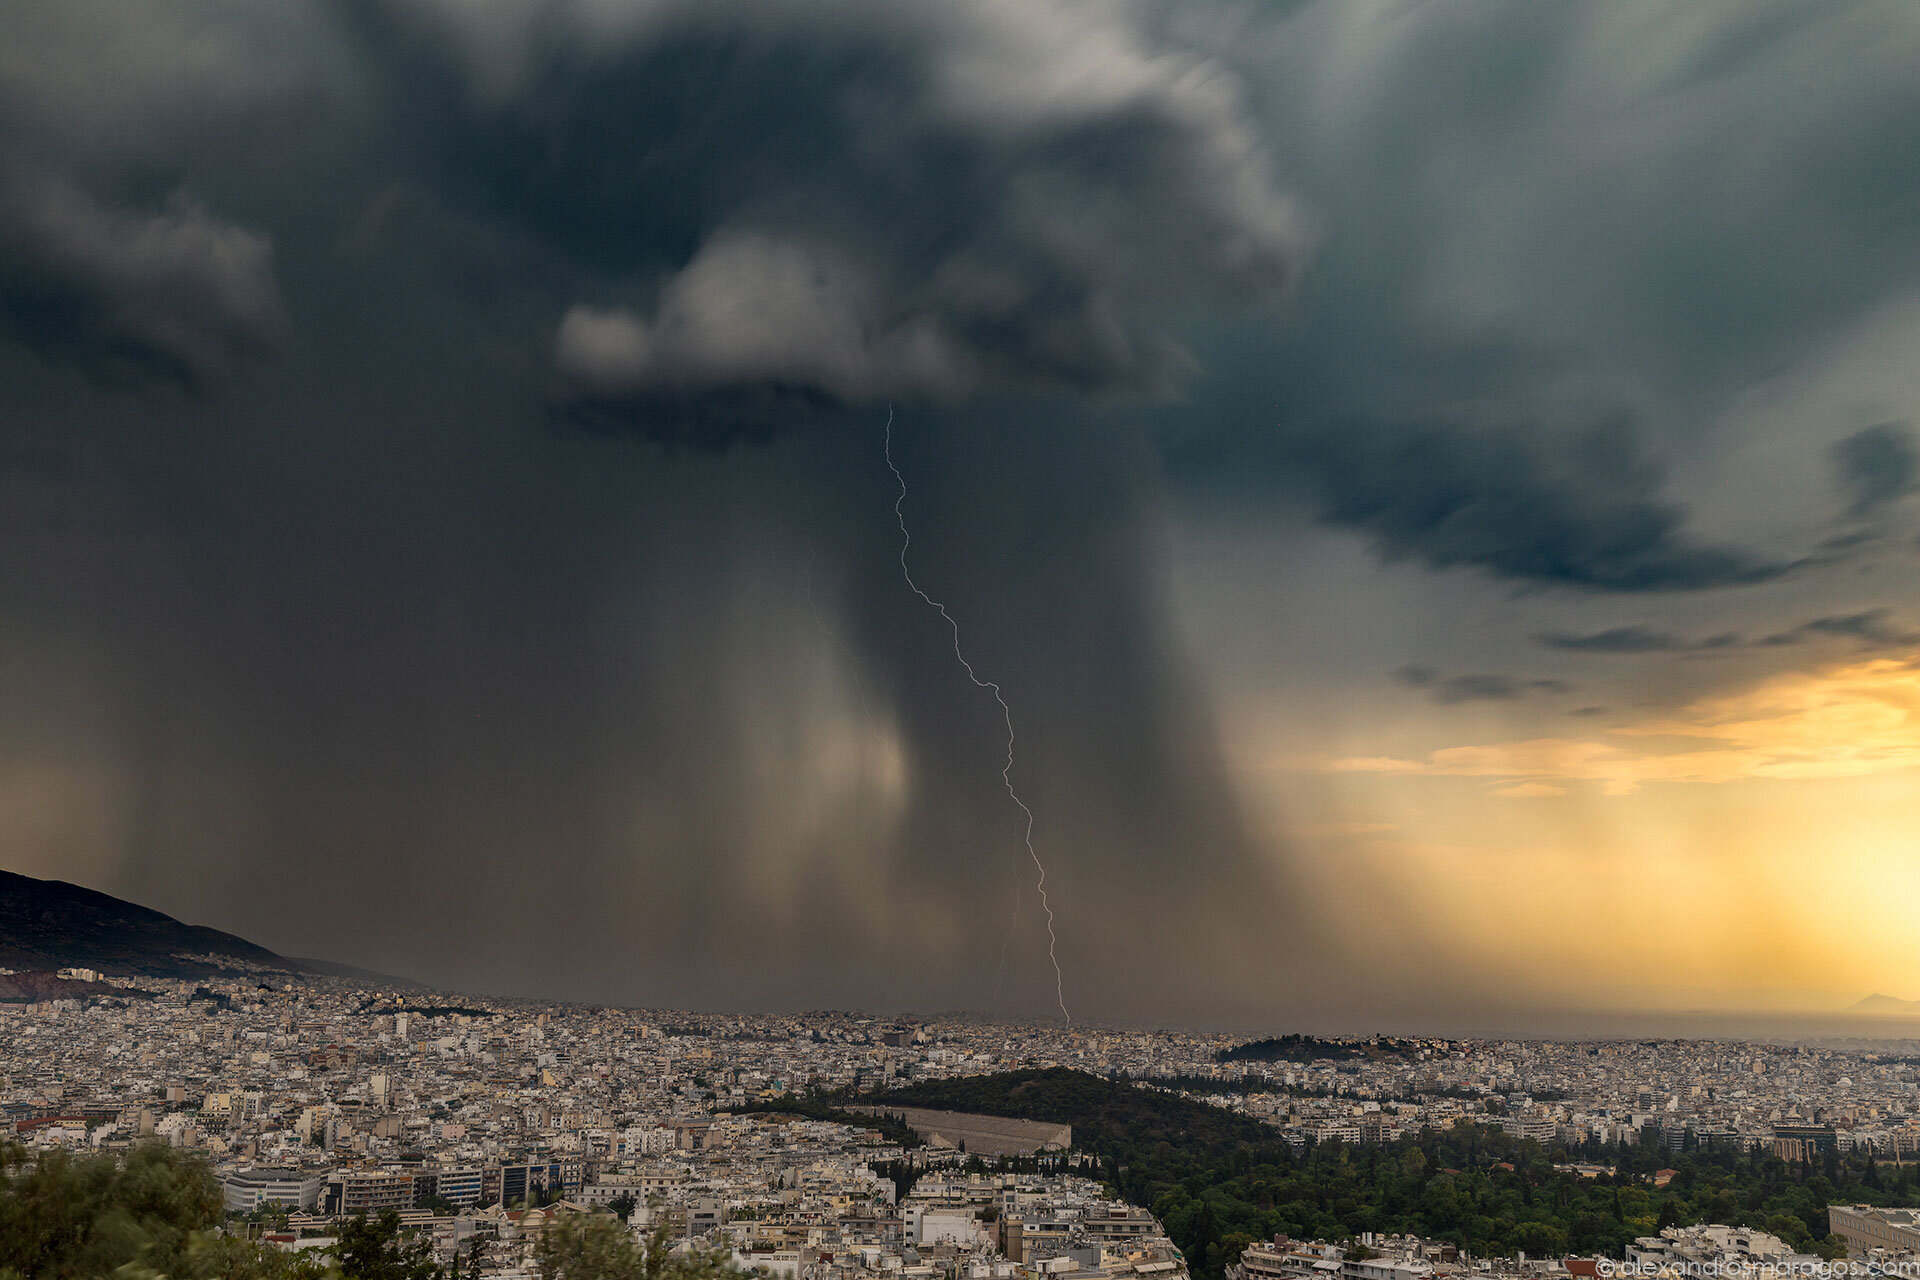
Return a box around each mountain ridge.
[0,867,307,979]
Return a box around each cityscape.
[11,954,1920,1278]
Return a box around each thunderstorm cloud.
[3,0,1920,1026]
[342,0,1301,443]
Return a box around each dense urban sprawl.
[8,969,1920,1280]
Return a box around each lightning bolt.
[882,406,1069,1025]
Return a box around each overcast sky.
[3,0,1918,1030]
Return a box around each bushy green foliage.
[1217,1038,1422,1066]
[867,1067,1277,1160]
[0,1145,444,1280]
[1131,1124,1883,1274]
[0,1142,316,1280]
[336,1211,441,1280]
[532,1216,732,1280]
[738,1092,922,1148]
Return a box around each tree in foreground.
[0,1144,447,1280]
[533,1215,736,1280]
[335,1211,442,1280]
[0,1142,320,1280]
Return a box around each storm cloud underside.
[5,1,1920,1026]
[0,0,1303,1023]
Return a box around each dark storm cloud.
[1165,1,1920,595]
[6,0,1920,1030]
[1290,418,1788,592]
[0,0,1312,1024]
[1394,665,1570,705]
[0,174,285,393]
[1831,423,1919,517]
[334,0,1301,444]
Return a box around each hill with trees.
[864,1066,1280,1160]
[1216,1036,1423,1065]
[849,1069,1917,1280]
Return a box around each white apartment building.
[222,1168,326,1212]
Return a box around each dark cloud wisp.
[1394,665,1571,704]
[1762,609,1920,650]
[0,176,285,394]
[1535,625,1741,654]
[1292,418,1789,593]
[1540,610,1920,655]
[1831,422,1919,517]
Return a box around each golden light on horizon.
[1245,652,1920,1013]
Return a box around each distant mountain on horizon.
[1850,993,1920,1015]
[0,866,310,980]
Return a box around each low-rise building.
[221,1167,325,1212]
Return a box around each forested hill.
[856,1068,1913,1280]
[861,1067,1283,1161]
[1218,1034,1423,1064]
